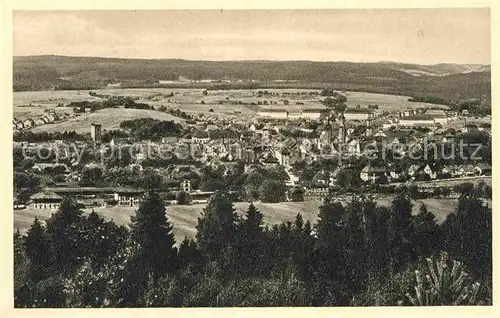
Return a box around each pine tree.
[178,237,201,270]
[130,191,178,276]
[45,197,86,277]
[236,203,265,277]
[293,213,304,232]
[388,191,415,276]
[343,196,375,295]
[242,203,264,240]
[195,191,238,261]
[85,211,128,268]
[315,196,345,247]
[411,203,440,259]
[14,229,30,308]
[290,213,315,283]
[442,193,492,278]
[303,220,312,236]
[369,206,391,280]
[311,196,348,305]
[24,217,51,281]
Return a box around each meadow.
[14,88,449,126]
[30,108,186,134]
[14,198,458,246]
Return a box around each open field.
[14,90,101,106]
[14,88,449,127]
[14,198,458,245]
[14,106,74,121]
[30,108,186,134]
[343,91,449,110]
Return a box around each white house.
[257,108,288,119]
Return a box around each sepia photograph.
[7,6,493,309]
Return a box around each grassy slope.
[14,198,457,246]
[29,108,186,133]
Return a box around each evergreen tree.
[130,191,178,276]
[368,206,391,280]
[311,196,348,305]
[266,221,296,278]
[290,214,315,283]
[293,213,304,231]
[442,194,492,278]
[84,211,129,268]
[315,197,345,245]
[387,191,415,276]
[24,217,50,281]
[178,237,202,270]
[14,229,30,307]
[343,196,376,295]
[45,197,87,277]
[411,203,440,259]
[196,191,238,261]
[236,203,265,277]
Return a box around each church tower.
[338,111,346,144]
[324,113,335,145]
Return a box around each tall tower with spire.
[338,111,346,145]
[326,113,335,145]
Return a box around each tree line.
[14,183,491,307]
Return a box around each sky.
[13,9,491,64]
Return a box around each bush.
[405,252,486,306]
[258,179,287,203]
[106,199,118,206]
[176,191,191,205]
[288,187,305,202]
[353,252,490,306]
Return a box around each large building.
[257,108,325,120]
[343,108,375,121]
[30,192,63,210]
[301,109,325,120]
[257,108,289,119]
[398,115,435,127]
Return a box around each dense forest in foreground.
[13,56,490,103]
[14,183,491,307]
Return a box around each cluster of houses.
[14,96,491,211]
[359,162,491,184]
[298,161,491,193]
[13,109,70,131]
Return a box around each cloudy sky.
[13,9,490,64]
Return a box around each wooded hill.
[13,55,490,103]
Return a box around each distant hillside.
[13,55,490,102]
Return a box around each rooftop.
[45,186,145,194]
[31,191,63,201]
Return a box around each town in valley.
[11,9,492,308]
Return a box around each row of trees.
[119,118,183,140]
[71,96,153,113]
[13,130,87,143]
[14,183,491,307]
